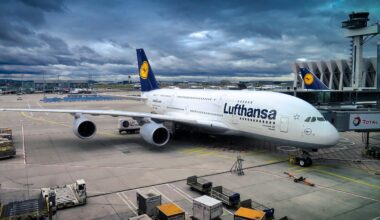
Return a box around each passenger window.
[311,117,316,122]
[317,117,325,121]
[305,117,311,122]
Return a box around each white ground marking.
[151,186,188,214]
[121,192,137,209]
[117,192,138,215]
[165,184,193,203]
[21,120,26,165]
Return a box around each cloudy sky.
[0,0,378,81]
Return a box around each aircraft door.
[280,117,289,133]
[218,93,225,107]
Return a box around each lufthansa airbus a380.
[1,49,340,167]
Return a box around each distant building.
[292,57,377,90]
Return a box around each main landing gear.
[289,150,313,167]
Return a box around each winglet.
[136,49,159,92]
[299,68,329,90]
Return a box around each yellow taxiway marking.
[21,112,70,127]
[195,150,218,157]
[287,165,380,190]
[179,147,235,159]
[180,147,204,153]
[314,168,380,190]
[265,158,287,164]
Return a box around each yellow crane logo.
[140,61,149,79]
[304,73,314,85]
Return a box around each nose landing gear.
[289,150,313,167]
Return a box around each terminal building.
[0,79,90,93]
[292,57,378,90]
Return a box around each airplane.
[0,49,340,167]
[299,67,329,90]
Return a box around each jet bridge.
[319,109,380,132]
[319,108,380,157]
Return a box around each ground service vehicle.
[210,186,240,207]
[41,179,86,211]
[187,176,213,194]
[119,118,140,134]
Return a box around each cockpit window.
[317,117,325,121]
[311,117,316,122]
[305,117,311,122]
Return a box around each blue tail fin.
[136,48,159,92]
[299,68,329,90]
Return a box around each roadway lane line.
[117,192,138,215]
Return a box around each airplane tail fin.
[136,48,159,92]
[299,68,329,90]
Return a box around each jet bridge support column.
[377,43,380,108]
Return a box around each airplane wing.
[0,108,230,131]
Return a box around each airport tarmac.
[0,93,379,220]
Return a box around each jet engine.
[73,115,96,139]
[140,122,170,146]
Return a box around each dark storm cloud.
[0,0,378,80]
[20,0,66,12]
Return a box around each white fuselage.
[142,89,340,149]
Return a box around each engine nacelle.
[73,116,96,139]
[140,122,170,146]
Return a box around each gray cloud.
[20,0,66,12]
[0,0,378,81]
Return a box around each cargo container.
[129,214,152,220]
[156,203,185,220]
[187,176,212,194]
[193,195,223,220]
[234,207,266,220]
[210,186,240,207]
[137,190,161,217]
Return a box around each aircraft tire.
[299,158,306,167]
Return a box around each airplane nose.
[323,123,340,146]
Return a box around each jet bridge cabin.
[319,110,380,132]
